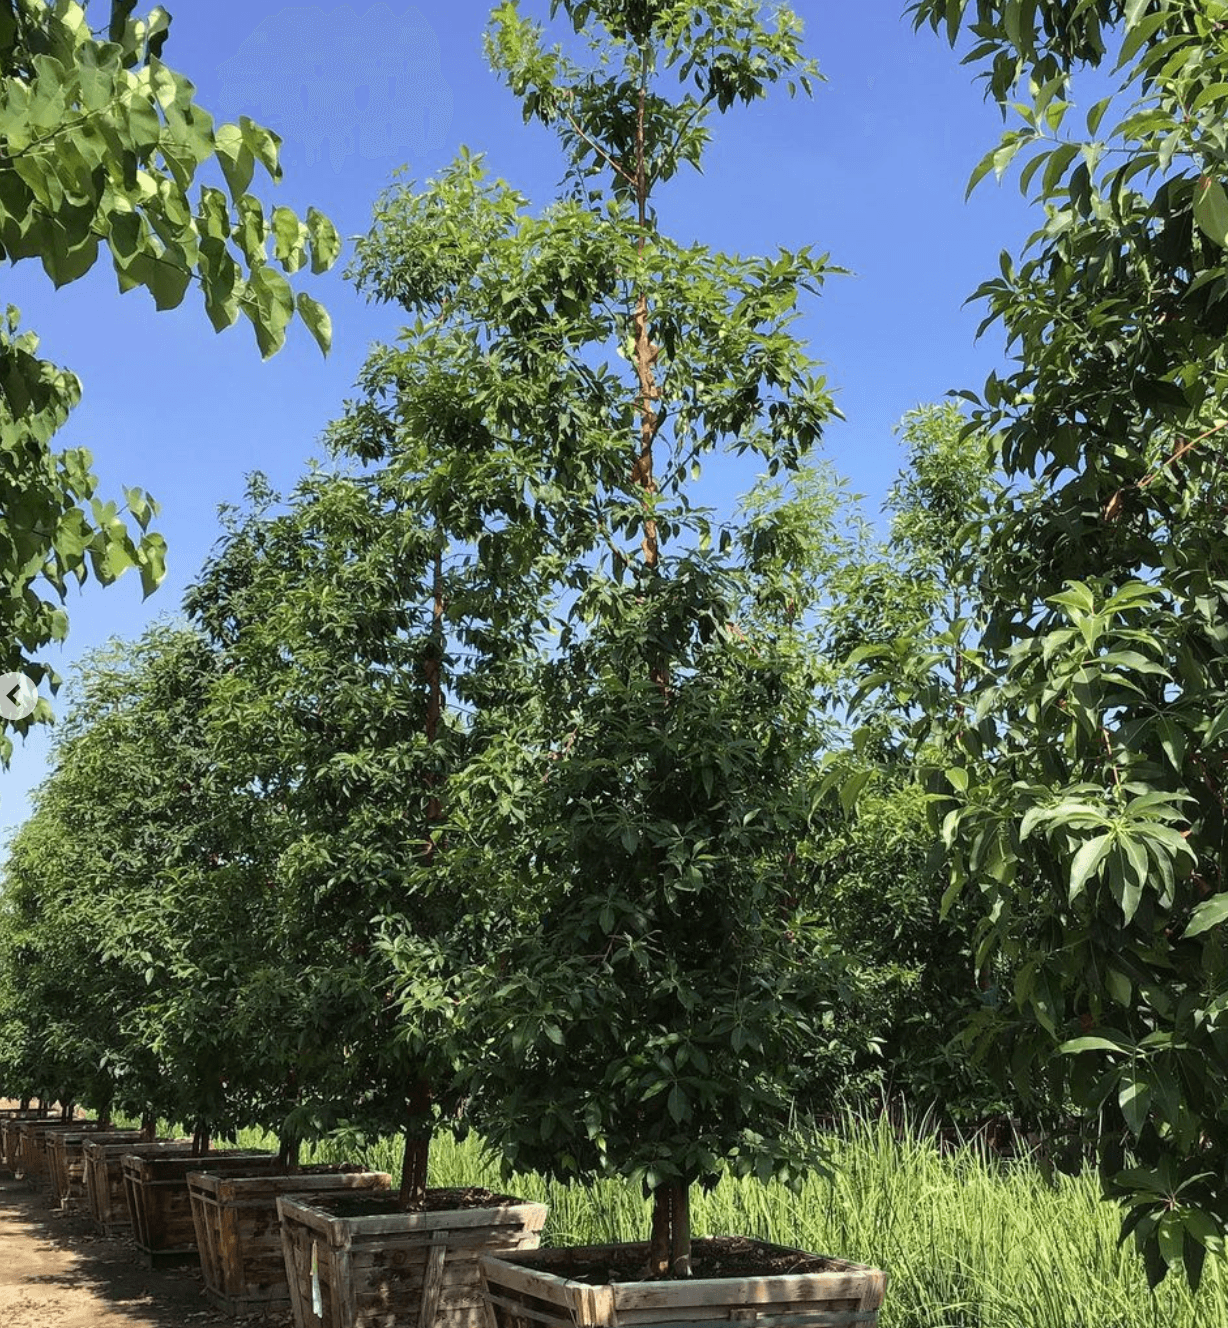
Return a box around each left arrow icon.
[0,672,39,720]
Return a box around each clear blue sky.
[0,2,1103,842]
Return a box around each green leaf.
[306,207,341,274]
[245,264,294,358]
[271,206,307,273]
[239,115,282,181]
[1060,1034,1132,1055]
[1069,832,1112,903]
[1119,1075,1151,1136]
[1204,702,1228,747]
[295,291,331,356]
[214,122,254,199]
[1184,895,1228,939]
[1194,178,1228,250]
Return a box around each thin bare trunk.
[423,542,445,861]
[140,1113,157,1142]
[191,1125,210,1156]
[647,1182,672,1277]
[630,62,661,576]
[645,1181,692,1278]
[277,1135,301,1171]
[397,1078,433,1210]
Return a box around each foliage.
[0,622,291,1144]
[0,0,340,721]
[185,463,518,1189]
[893,0,1228,1291]
[328,0,845,1273]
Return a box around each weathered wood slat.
[278,1193,546,1328]
[189,1165,390,1318]
[123,1150,277,1267]
[0,1111,49,1173]
[479,1243,887,1328]
[17,1118,102,1185]
[48,1129,143,1210]
[82,1138,192,1233]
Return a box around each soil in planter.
[277,1162,368,1176]
[517,1236,843,1283]
[312,1186,518,1218]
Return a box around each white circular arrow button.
[0,672,38,721]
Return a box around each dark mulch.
[512,1236,846,1283]
[308,1186,521,1218]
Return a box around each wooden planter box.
[83,1138,191,1235]
[479,1241,888,1328]
[123,1149,278,1267]
[18,1118,103,1186]
[48,1128,144,1211]
[0,1110,48,1173]
[278,1189,548,1328]
[189,1165,392,1317]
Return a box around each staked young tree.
[328,0,853,1278]
[0,0,340,744]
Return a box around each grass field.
[130,1103,1226,1328]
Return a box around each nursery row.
[5,0,1228,1308]
[6,1102,1228,1328]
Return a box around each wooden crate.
[48,1128,144,1211]
[83,1138,192,1235]
[189,1166,392,1317]
[123,1149,278,1267]
[18,1118,102,1186]
[479,1241,888,1328]
[278,1190,547,1328]
[0,1111,48,1172]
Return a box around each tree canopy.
[0,0,340,744]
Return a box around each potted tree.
[359,1,886,1323]
[185,466,547,1328]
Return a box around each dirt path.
[0,1168,292,1328]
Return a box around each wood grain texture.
[478,1242,887,1328]
[189,1166,391,1317]
[122,1150,277,1265]
[278,1194,546,1328]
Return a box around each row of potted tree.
[0,2,1037,1325]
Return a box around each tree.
[0,622,292,1149]
[186,463,511,1201]
[336,0,849,1279]
[0,0,340,740]
[890,0,1228,1290]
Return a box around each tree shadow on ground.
[0,1171,292,1326]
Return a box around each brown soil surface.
[0,1168,292,1327]
[313,1185,519,1218]
[512,1235,844,1283]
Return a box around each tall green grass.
[155,1105,1225,1328]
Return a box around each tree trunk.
[140,1112,157,1141]
[646,1180,691,1278]
[397,1077,433,1211]
[277,1135,301,1172]
[191,1124,211,1156]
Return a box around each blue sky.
[0,2,1107,841]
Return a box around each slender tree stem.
[398,1077,433,1210]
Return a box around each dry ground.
[0,1137,293,1328]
